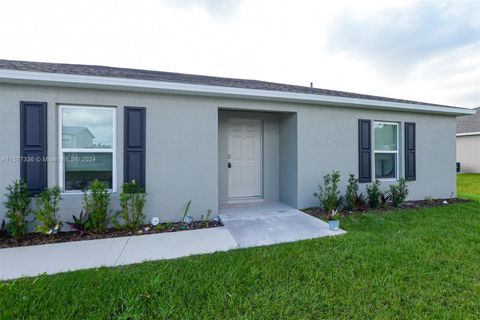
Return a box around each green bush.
[388,178,409,207]
[345,174,359,211]
[83,179,110,233]
[366,180,382,209]
[3,180,31,238]
[116,180,147,231]
[200,209,212,228]
[33,185,62,234]
[314,170,343,217]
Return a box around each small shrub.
[4,180,31,238]
[366,180,381,209]
[83,179,110,233]
[116,180,147,231]
[314,170,343,218]
[355,193,368,211]
[200,209,212,228]
[345,174,360,211]
[388,178,409,207]
[424,196,434,205]
[33,185,62,234]
[155,224,164,231]
[66,211,90,234]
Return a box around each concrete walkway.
[220,202,346,248]
[0,227,238,281]
[0,203,345,281]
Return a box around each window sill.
[377,178,398,182]
[60,191,117,196]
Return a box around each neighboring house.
[0,59,475,223]
[62,126,95,149]
[457,107,480,173]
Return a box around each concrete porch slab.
[220,202,346,248]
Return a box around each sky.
[0,0,479,108]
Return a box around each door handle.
[228,162,232,168]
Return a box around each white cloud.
[0,0,478,107]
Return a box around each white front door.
[227,119,262,199]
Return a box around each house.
[0,59,475,223]
[457,107,480,173]
[62,126,95,149]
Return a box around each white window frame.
[58,105,117,193]
[373,121,399,182]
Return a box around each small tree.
[366,180,381,209]
[4,180,31,238]
[314,170,343,219]
[83,180,110,233]
[116,180,147,231]
[388,178,409,207]
[345,174,359,211]
[33,185,62,234]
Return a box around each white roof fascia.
[0,69,476,116]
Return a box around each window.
[59,105,116,192]
[374,121,398,180]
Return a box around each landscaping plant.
[182,200,192,222]
[32,185,62,234]
[424,196,434,205]
[345,174,365,211]
[388,178,409,207]
[366,180,381,209]
[314,170,343,218]
[3,180,31,238]
[116,180,147,231]
[329,209,339,221]
[380,191,390,206]
[200,209,212,228]
[0,219,6,237]
[66,211,90,234]
[83,179,110,233]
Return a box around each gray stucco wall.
[457,135,480,173]
[295,107,456,208]
[0,84,219,225]
[279,113,298,207]
[0,83,458,226]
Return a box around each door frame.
[226,117,264,200]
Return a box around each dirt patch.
[303,198,471,220]
[0,220,222,249]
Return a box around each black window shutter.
[20,101,48,195]
[405,122,416,181]
[358,119,372,183]
[124,107,146,189]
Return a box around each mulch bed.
[304,198,471,220]
[0,220,222,249]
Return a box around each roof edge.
[0,69,475,116]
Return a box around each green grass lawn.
[1,200,479,319]
[457,173,480,201]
